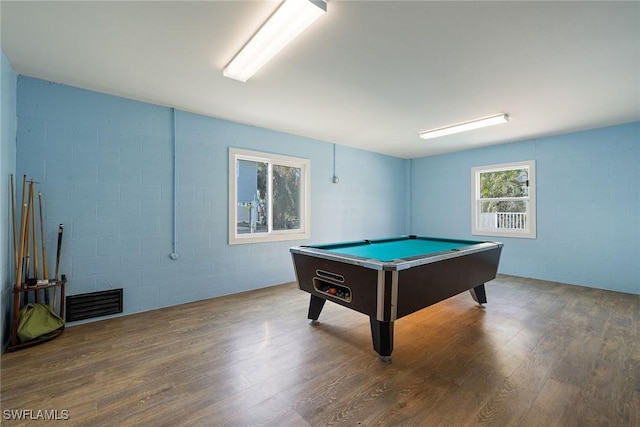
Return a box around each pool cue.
[11,178,30,346]
[17,179,31,288]
[28,182,40,303]
[39,191,50,305]
[16,175,26,284]
[53,224,64,313]
[54,224,63,280]
[10,203,25,346]
[10,174,17,274]
[30,184,39,279]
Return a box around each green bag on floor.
[17,303,65,342]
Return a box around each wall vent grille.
[66,289,123,322]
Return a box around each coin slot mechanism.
[315,269,345,283]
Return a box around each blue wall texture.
[5,72,639,342]
[411,122,640,295]
[1,51,18,348]
[14,77,408,321]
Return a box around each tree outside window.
[472,161,536,239]
[229,148,310,244]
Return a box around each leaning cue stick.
[16,178,29,287]
[39,191,50,305]
[30,184,39,281]
[16,175,26,284]
[54,224,63,280]
[54,224,63,279]
[23,181,35,287]
[10,200,26,346]
[26,181,38,303]
[10,202,25,347]
[10,175,17,274]
[53,224,64,312]
[11,177,29,346]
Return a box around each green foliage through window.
[472,161,536,239]
[272,165,301,230]
[229,148,309,244]
[480,168,528,214]
[480,169,528,198]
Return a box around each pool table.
[290,235,503,362]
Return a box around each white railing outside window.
[472,160,536,239]
[480,212,527,230]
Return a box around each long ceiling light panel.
[223,0,327,82]
[419,114,510,140]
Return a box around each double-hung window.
[229,148,310,244]
[471,160,536,239]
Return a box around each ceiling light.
[223,0,327,82]
[419,114,510,140]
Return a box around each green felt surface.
[319,238,472,262]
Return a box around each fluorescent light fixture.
[419,114,510,140]
[223,0,327,82]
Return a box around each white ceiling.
[2,1,639,159]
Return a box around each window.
[471,160,536,239]
[229,148,310,244]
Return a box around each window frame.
[229,147,310,245]
[471,160,536,239]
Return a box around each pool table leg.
[370,317,394,364]
[469,284,487,305]
[308,294,326,324]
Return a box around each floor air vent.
[66,289,123,322]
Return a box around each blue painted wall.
[15,77,409,320]
[1,50,18,348]
[411,122,640,295]
[9,72,638,338]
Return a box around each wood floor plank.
[2,276,638,426]
[519,378,581,427]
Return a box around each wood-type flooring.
[1,275,638,426]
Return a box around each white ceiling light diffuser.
[223,0,327,82]
[419,114,510,140]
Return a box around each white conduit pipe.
[169,108,180,260]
